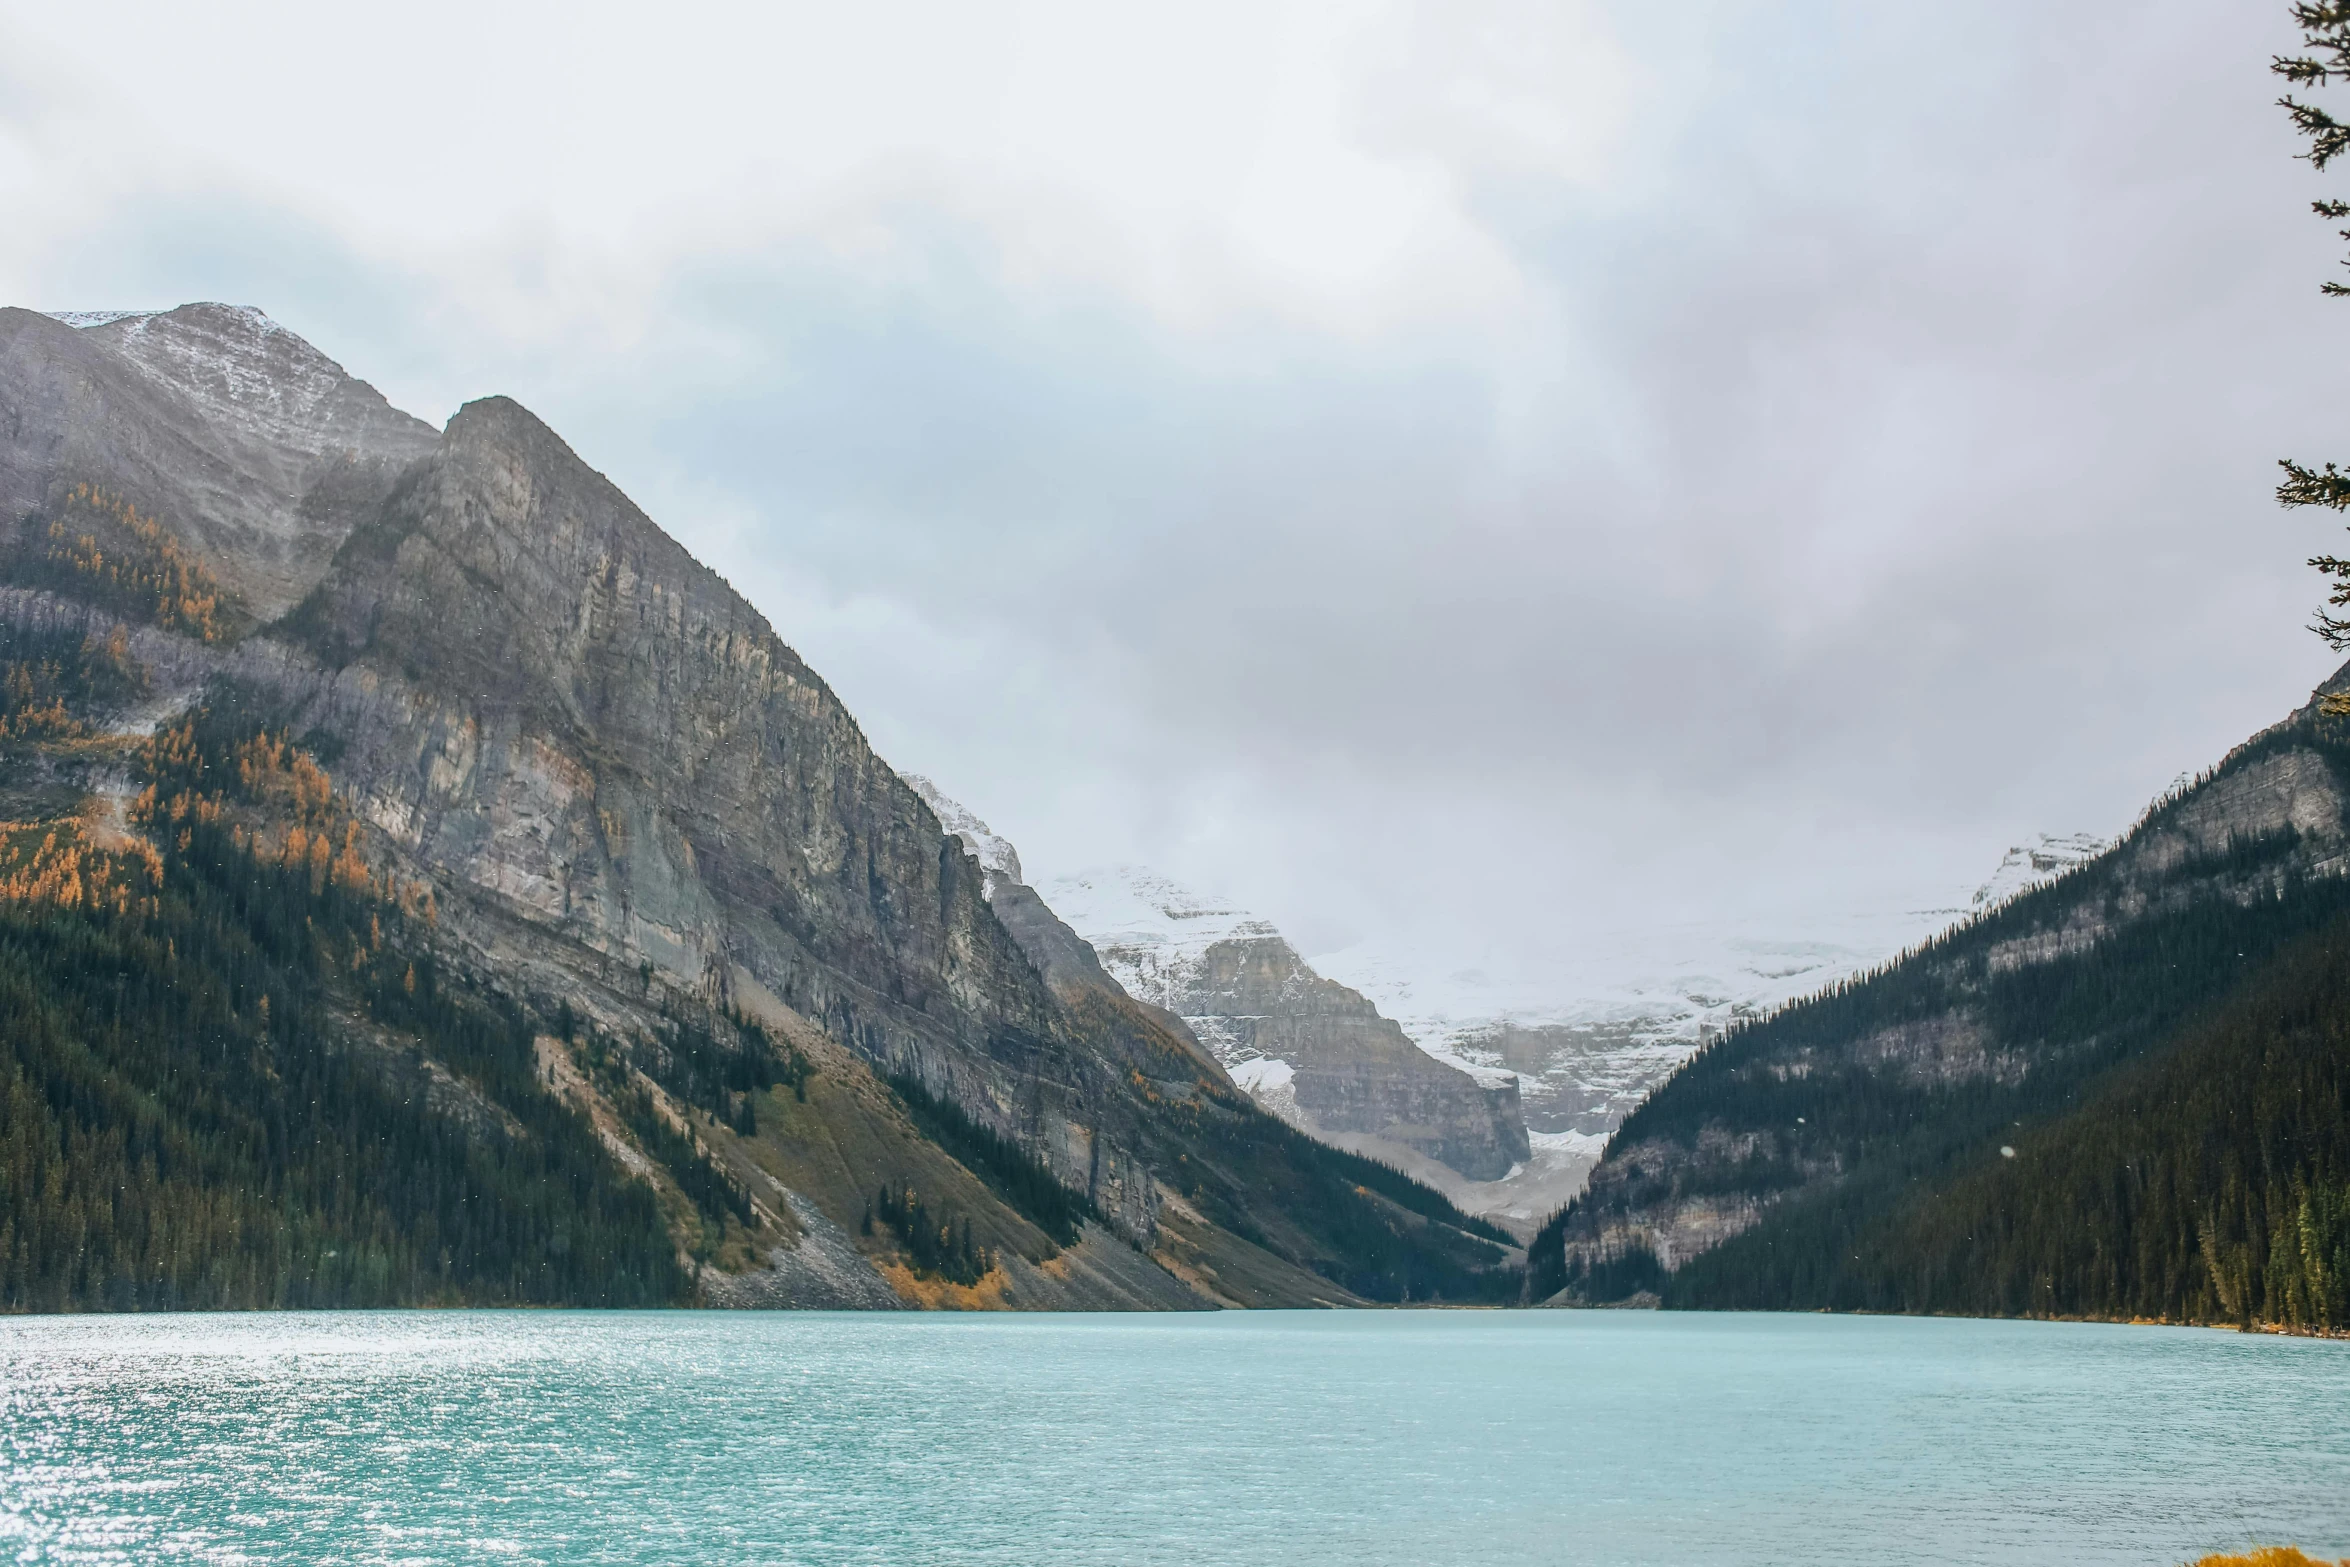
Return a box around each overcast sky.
[3,0,2345,986]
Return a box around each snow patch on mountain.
[904,774,1022,893]
[1314,912,1954,1136]
[1041,866,1280,1017]
[1228,1057,1295,1094]
[1311,830,2112,1138]
[47,310,153,329]
[51,303,416,461]
[912,797,2116,1222]
[1971,832,2107,911]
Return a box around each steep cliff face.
[270,393,1182,1236]
[1531,680,2350,1308]
[901,778,1232,1087]
[0,303,1519,1311]
[1045,866,1530,1183]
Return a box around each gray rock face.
[1151,932,1530,1181]
[1042,866,1530,1182]
[902,777,1232,1087]
[701,1192,906,1310]
[267,394,1186,1236]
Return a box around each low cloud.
[1,0,2342,986]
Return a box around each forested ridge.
[0,698,687,1310]
[1630,909,2350,1329]
[1848,917,2350,1329]
[1529,710,2350,1332]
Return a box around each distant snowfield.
[1312,831,2111,1075]
[1033,834,2110,1230]
[1312,907,1956,1064]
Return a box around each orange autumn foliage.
[0,820,163,916]
[40,484,233,643]
[136,717,432,915]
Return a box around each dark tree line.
[886,1071,1093,1248]
[564,1026,762,1240]
[10,485,241,644]
[637,1009,811,1138]
[1658,914,2350,1330]
[1151,1088,1519,1303]
[0,621,144,741]
[0,704,688,1310]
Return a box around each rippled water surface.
[0,1310,2344,1565]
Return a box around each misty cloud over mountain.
[5,0,2341,989]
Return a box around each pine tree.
[2275,4,2350,682]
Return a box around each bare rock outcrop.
[1043,866,1531,1181]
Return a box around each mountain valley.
[5,300,2336,1335]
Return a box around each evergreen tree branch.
[2279,459,2350,509]
[2281,96,2350,169]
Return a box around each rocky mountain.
[0,303,1518,1312]
[1039,866,1536,1201]
[1529,678,2350,1329]
[883,805,2112,1241]
[2,305,440,625]
[892,782,1540,1213]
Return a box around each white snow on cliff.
[1970,831,2107,911]
[44,303,414,458]
[898,776,2116,1224]
[1315,910,1950,1060]
[1039,865,1280,1015]
[904,774,1022,895]
[46,310,153,329]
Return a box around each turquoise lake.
[0,1310,2343,1565]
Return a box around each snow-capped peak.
[903,775,1022,889]
[1970,832,2106,910]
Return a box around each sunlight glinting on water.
[1,1310,2345,1567]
